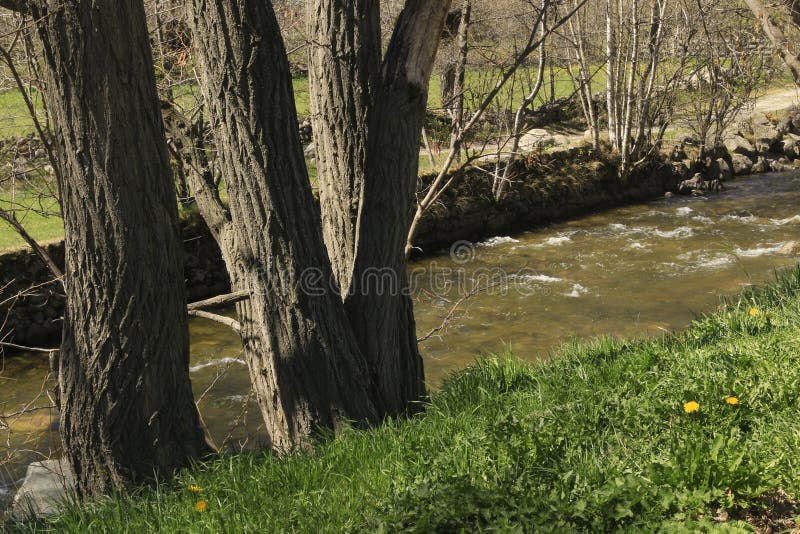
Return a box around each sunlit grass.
[10,266,800,532]
[0,187,62,251]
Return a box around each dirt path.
[753,85,800,114]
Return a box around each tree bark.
[27,0,211,497]
[187,0,379,451]
[309,0,451,416]
[744,0,800,85]
[307,0,381,295]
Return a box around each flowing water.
[3,171,800,501]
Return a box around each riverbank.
[8,266,800,531]
[3,105,800,347]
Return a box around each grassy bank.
[10,267,800,532]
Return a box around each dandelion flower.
[684,401,700,414]
[188,485,203,493]
[726,396,739,405]
[749,307,760,316]
[195,500,208,513]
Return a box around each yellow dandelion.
[725,396,739,405]
[188,485,203,493]
[749,307,760,316]
[194,500,208,513]
[684,401,700,414]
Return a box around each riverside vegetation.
[9,266,800,532]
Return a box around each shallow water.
[2,171,800,496]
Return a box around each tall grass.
[9,266,800,532]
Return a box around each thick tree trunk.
[27,0,211,497]
[307,0,381,295]
[309,0,451,416]
[187,0,379,450]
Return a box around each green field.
[0,187,62,250]
[11,267,800,532]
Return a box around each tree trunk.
[307,0,381,295]
[27,0,211,497]
[187,0,379,451]
[447,0,471,163]
[309,0,451,417]
[744,0,800,85]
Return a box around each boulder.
[753,129,781,154]
[769,158,788,172]
[10,459,74,520]
[751,156,769,174]
[723,134,756,157]
[730,153,754,176]
[518,128,555,151]
[678,172,723,194]
[777,115,794,135]
[750,112,781,153]
[552,134,570,146]
[781,135,800,159]
[670,145,687,161]
[704,158,732,182]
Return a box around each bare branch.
[0,341,57,353]
[187,290,250,311]
[0,208,63,279]
[187,309,241,333]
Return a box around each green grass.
[0,187,63,250]
[11,266,800,532]
[0,89,47,139]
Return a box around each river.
[2,170,800,502]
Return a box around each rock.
[724,134,756,157]
[751,156,769,174]
[670,145,687,161]
[750,111,772,128]
[552,134,569,146]
[664,191,674,198]
[678,173,724,194]
[303,142,316,159]
[754,129,781,154]
[777,116,794,135]
[750,112,781,153]
[10,459,74,520]
[518,128,555,151]
[670,160,692,180]
[730,153,754,176]
[769,158,787,172]
[707,158,732,182]
[781,136,800,159]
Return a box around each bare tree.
[405,0,587,254]
[678,0,773,158]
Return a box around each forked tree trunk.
[187,0,379,450]
[309,0,451,416]
[25,0,211,497]
[307,0,381,295]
